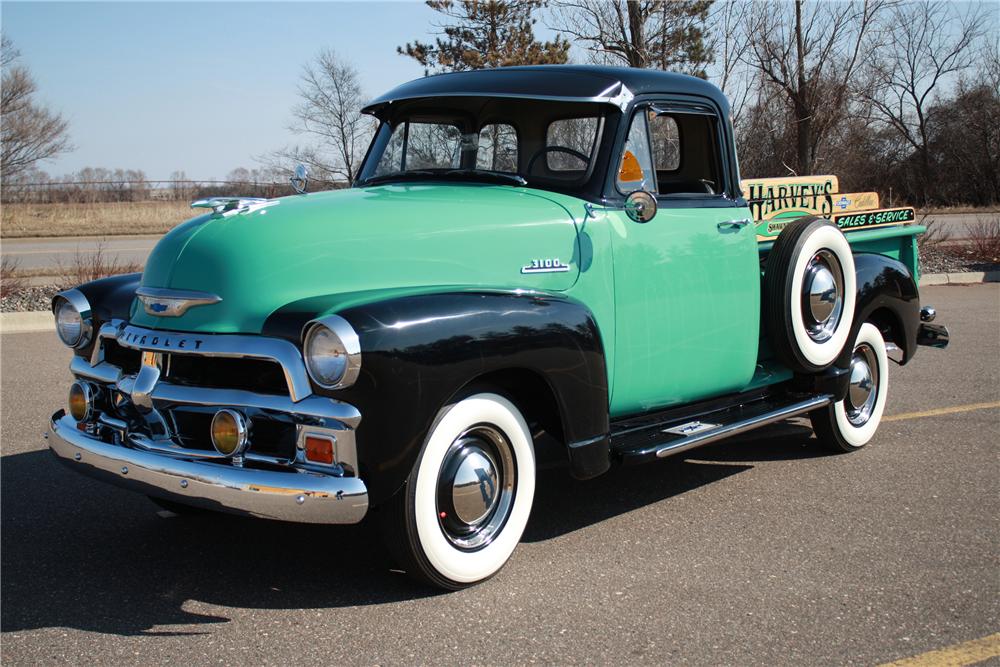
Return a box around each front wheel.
[810,322,890,452]
[382,392,536,589]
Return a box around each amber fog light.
[304,434,335,465]
[210,409,248,456]
[68,381,94,422]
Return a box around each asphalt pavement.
[1,284,997,665]
[1,212,993,275]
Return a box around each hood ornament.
[291,164,309,194]
[136,287,222,317]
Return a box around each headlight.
[53,290,93,349]
[302,314,361,389]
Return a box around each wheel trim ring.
[846,343,879,426]
[435,424,517,552]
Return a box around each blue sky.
[0,1,465,179]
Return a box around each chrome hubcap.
[437,425,516,551]
[802,250,844,342]
[451,447,499,525]
[846,344,879,426]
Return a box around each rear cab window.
[545,117,601,173]
[476,123,518,172]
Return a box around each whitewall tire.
[383,392,535,589]
[810,322,889,452]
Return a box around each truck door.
[610,103,760,415]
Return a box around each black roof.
[362,65,730,116]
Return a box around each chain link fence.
[1,179,350,204]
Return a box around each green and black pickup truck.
[47,66,949,589]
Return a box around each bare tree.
[273,50,374,183]
[744,0,885,175]
[704,0,753,119]
[1,35,72,179]
[859,1,988,204]
[551,0,713,75]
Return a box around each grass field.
[1,201,193,238]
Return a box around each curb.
[0,311,55,333]
[1,271,996,333]
[920,271,1000,286]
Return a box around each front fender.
[264,290,610,506]
[54,273,141,358]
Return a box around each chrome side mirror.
[291,164,309,194]
[624,190,657,223]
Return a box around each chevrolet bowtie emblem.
[135,287,222,317]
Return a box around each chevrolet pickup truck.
[47,66,949,589]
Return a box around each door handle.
[717,218,752,231]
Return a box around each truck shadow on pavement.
[0,424,826,637]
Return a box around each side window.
[374,124,406,176]
[616,111,656,193]
[477,123,518,172]
[648,110,724,196]
[546,117,599,171]
[648,113,680,172]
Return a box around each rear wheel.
[381,392,536,589]
[810,322,889,452]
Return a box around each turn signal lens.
[210,409,247,456]
[304,435,335,465]
[68,381,92,422]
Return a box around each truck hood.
[131,184,582,333]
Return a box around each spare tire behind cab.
[763,216,857,373]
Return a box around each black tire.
[810,322,890,452]
[379,392,536,590]
[763,216,857,373]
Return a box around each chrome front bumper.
[48,411,369,524]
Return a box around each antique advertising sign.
[743,175,910,241]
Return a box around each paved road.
[1,285,997,665]
[1,235,160,272]
[2,212,995,275]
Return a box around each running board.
[612,394,833,465]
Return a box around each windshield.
[356,98,606,193]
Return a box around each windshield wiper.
[445,169,527,186]
[358,169,528,188]
[357,170,436,187]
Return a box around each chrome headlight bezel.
[302,314,361,390]
[52,289,94,349]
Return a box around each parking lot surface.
[1,284,997,666]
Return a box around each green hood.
[132,184,582,333]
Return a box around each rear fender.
[837,253,920,367]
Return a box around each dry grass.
[1,255,26,297]
[1,201,193,238]
[963,214,1000,264]
[916,212,951,251]
[53,241,144,287]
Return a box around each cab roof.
[361,65,730,116]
